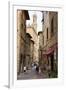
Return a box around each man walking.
[24,66,26,72]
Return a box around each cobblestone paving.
[17,68,49,80]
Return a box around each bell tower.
[32,14,37,32]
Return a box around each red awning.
[42,43,57,55]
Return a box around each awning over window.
[42,43,58,55]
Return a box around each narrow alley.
[17,10,58,79]
[17,66,49,80]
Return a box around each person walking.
[24,66,26,72]
[36,65,39,73]
[39,67,41,74]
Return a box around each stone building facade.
[26,14,39,63]
[26,26,39,63]
[30,40,34,65]
[41,11,58,77]
[25,33,32,69]
[38,31,43,66]
[17,10,30,74]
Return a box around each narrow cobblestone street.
[17,10,58,79]
[17,67,49,80]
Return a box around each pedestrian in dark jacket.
[36,65,39,72]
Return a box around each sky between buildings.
[26,11,42,32]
